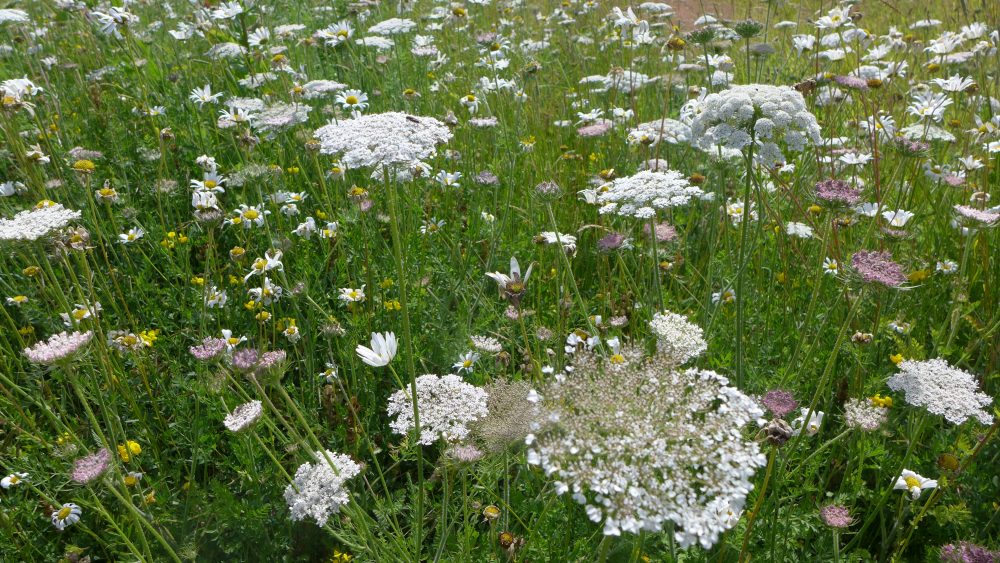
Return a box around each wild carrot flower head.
[815,179,861,205]
[527,348,766,547]
[283,450,361,526]
[648,310,707,366]
[230,347,259,370]
[688,84,822,167]
[761,389,798,418]
[190,337,227,361]
[844,397,888,431]
[595,170,705,219]
[819,505,853,528]
[387,374,488,445]
[223,400,264,433]
[851,250,907,287]
[939,541,999,563]
[313,112,451,171]
[887,358,993,425]
[23,331,93,364]
[0,203,82,242]
[71,448,111,484]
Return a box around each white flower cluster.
[648,310,707,365]
[527,350,766,548]
[387,374,488,445]
[22,331,93,364]
[887,358,994,425]
[0,203,82,242]
[223,400,263,433]
[595,170,707,218]
[689,84,822,167]
[367,17,417,35]
[843,398,888,431]
[314,112,452,171]
[627,118,691,146]
[283,450,361,526]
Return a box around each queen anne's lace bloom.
[595,170,706,218]
[0,203,82,241]
[387,374,488,445]
[527,349,766,548]
[689,84,822,167]
[314,112,451,171]
[223,400,264,432]
[887,358,993,425]
[648,310,707,365]
[23,331,93,364]
[283,450,361,526]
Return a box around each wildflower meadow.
[2,0,999,561]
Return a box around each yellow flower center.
[243,210,259,220]
[57,507,72,520]
[904,476,920,489]
[345,95,359,105]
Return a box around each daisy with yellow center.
[51,503,82,530]
[894,469,937,499]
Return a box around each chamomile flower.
[118,227,144,244]
[339,286,366,303]
[935,260,958,274]
[460,94,480,114]
[894,470,937,499]
[1,472,28,488]
[228,204,269,229]
[823,257,839,275]
[453,351,480,373]
[336,89,369,116]
[51,503,82,530]
[220,329,246,350]
[189,85,223,107]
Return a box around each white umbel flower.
[887,358,994,425]
[648,311,707,365]
[595,170,706,219]
[387,374,488,445]
[223,400,263,433]
[284,450,361,526]
[528,349,766,548]
[689,84,822,167]
[314,112,452,172]
[0,203,82,242]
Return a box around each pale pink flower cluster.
[223,400,264,433]
[23,331,93,364]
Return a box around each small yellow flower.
[890,353,904,365]
[908,269,930,283]
[23,265,41,277]
[139,329,159,346]
[380,278,394,289]
[118,440,141,462]
[870,394,893,408]
[807,204,823,214]
[191,276,205,286]
[72,160,96,173]
[256,310,271,322]
[124,472,142,487]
